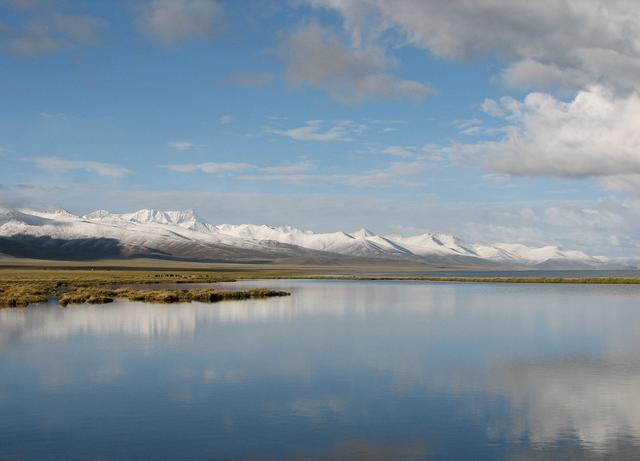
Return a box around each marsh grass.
[58,287,290,307]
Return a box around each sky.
[1,0,640,257]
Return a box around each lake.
[1,279,640,460]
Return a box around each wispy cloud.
[163,160,315,175]
[8,14,108,56]
[168,141,195,151]
[163,162,254,174]
[266,120,366,142]
[379,146,416,157]
[219,115,233,125]
[136,0,222,45]
[39,112,67,119]
[240,161,429,188]
[31,156,131,177]
[259,160,314,174]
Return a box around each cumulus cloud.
[266,119,366,142]
[136,0,222,44]
[308,0,640,93]
[452,86,640,178]
[32,156,131,177]
[281,22,430,103]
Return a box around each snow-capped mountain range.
[0,208,619,268]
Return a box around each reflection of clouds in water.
[2,282,640,344]
[0,284,456,342]
[493,360,640,451]
[176,366,247,384]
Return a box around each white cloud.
[453,118,484,135]
[219,115,233,125]
[137,0,221,44]
[163,160,315,175]
[39,112,67,119]
[32,156,131,177]
[163,162,253,174]
[168,141,194,151]
[452,86,640,178]
[308,0,640,93]
[266,119,365,142]
[281,22,430,103]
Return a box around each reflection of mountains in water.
[0,298,297,342]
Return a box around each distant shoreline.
[2,264,640,308]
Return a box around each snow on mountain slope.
[391,232,479,257]
[215,224,413,257]
[491,243,600,265]
[0,208,614,267]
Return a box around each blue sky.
[1,0,640,256]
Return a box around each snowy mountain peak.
[0,207,622,268]
[351,228,375,239]
[112,209,202,226]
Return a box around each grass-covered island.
[0,266,293,308]
[0,283,290,308]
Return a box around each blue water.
[1,280,640,460]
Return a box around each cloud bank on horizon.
[1,0,640,257]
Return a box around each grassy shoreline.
[1,265,639,308]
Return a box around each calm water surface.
[1,280,640,460]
